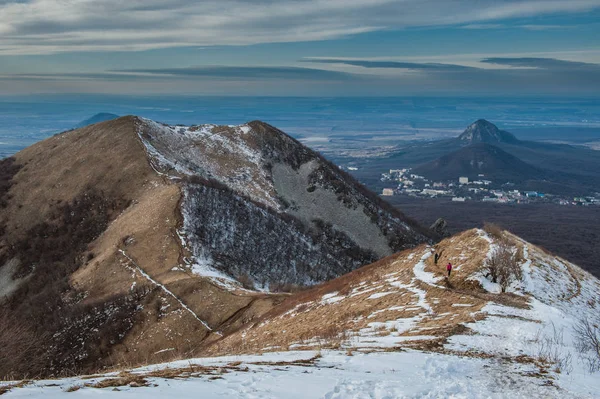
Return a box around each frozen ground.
[0,350,583,399]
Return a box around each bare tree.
[481,239,522,292]
[574,316,600,373]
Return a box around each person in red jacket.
[446,262,452,277]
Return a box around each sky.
[1,0,600,96]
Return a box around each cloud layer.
[2,57,598,95]
[1,0,599,54]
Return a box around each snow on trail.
[412,249,444,288]
[448,237,600,398]
[118,250,215,333]
[1,350,575,399]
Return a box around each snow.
[118,250,215,333]
[321,292,344,304]
[367,291,393,299]
[1,350,576,399]
[189,256,240,291]
[412,249,444,288]
[136,118,279,209]
[446,238,600,398]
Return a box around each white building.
[382,188,394,196]
[459,177,469,184]
[452,197,466,202]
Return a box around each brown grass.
[483,222,504,240]
[86,373,149,389]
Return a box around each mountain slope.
[137,118,431,287]
[9,228,598,398]
[413,143,543,182]
[203,228,600,397]
[0,116,430,378]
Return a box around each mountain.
[413,143,543,182]
[458,119,520,145]
[4,227,600,398]
[0,116,430,378]
[334,119,600,195]
[74,113,119,128]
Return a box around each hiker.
[446,262,452,277]
[434,253,439,265]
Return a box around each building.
[452,197,466,202]
[389,169,405,174]
[525,191,538,198]
[422,189,449,196]
[459,177,469,184]
[382,188,394,196]
[482,196,499,203]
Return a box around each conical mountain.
[458,119,519,144]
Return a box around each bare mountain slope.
[0,116,429,378]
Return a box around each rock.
[430,218,450,237]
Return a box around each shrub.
[532,323,573,374]
[481,239,522,292]
[574,316,600,373]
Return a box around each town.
[379,168,599,206]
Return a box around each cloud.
[460,24,506,29]
[460,23,573,30]
[1,0,599,54]
[303,59,475,71]
[111,66,354,80]
[295,56,600,95]
[480,57,600,70]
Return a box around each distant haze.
[1,96,599,158]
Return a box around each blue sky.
[1,0,599,96]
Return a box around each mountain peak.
[458,119,519,144]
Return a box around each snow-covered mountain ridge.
[134,117,430,288]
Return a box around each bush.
[481,239,522,292]
[574,316,600,373]
[532,323,573,374]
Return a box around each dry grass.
[204,229,509,356]
[0,381,29,396]
[86,373,149,389]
